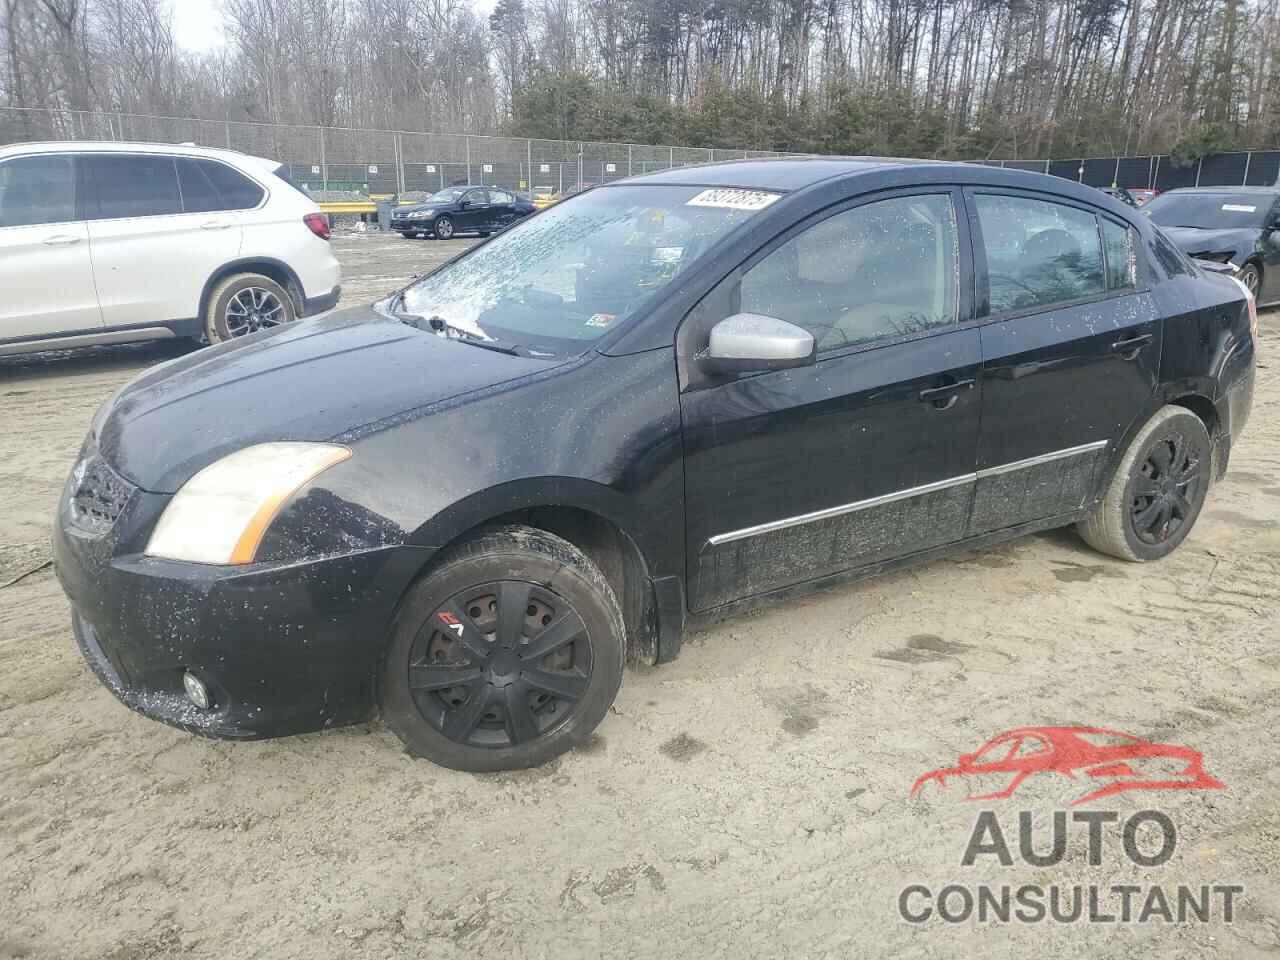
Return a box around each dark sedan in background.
[391,185,537,240]
[1144,186,1280,305]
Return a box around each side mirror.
[459,199,471,209]
[701,312,816,374]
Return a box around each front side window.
[463,188,488,205]
[399,184,773,356]
[83,154,182,219]
[490,189,515,204]
[740,193,959,353]
[0,155,76,227]
[975,194,1105,313]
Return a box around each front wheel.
[1077,406,1212,561]
[380,525,625,771]
[433,215,455,240]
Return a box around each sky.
[170,0,498,53]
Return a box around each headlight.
[409,209,434,219]
[146,443,351,564]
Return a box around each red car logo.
[911,726,1224,807]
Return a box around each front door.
[486,188,518,229]
[0,154,102,341]
[458,188,491,232]
[679,190,982,612]
[966,189,1161,534]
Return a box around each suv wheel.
[205,273,296,344]
[380,525,625,771]
[1077,406,1212,561]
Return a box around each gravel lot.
[1,231,1278,960]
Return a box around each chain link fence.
[0,107,791,199]
[985,152,1280,190]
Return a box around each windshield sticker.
[686,188,781,211]
[586,313,616,329]
[653,246,684,263]
[1222,203,1257,213]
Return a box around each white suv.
[0,141,341,356]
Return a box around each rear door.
[0,153,102,340]
[679,189,982,612]
[83,153,244,327]
[1263,196,1280,304]
[966,189,1160,534]
[486,188,518,229]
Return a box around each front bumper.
[391,217,434,232]
[54,482,425,739]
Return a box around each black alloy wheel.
[380,525,625,771]
[411,580,591,748]
[1129,432,1203,546]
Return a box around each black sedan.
[390,185,536,240]
[1144,186,1280,305]
[55,159,1256,771]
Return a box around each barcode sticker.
[686,188,781,211]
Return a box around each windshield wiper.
[395,310,524,355]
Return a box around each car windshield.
[1144,192,1270,229]
[399,184,779,355]
[426,187,467,204]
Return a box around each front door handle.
[1111,332,1153,357]
[919,378,975,410]
[43,234,81,245]
[200,220,230,230]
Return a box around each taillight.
[303,213,330,241]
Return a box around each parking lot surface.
[1,232,1278,959]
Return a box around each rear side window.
[0,155,76,227]
[83,154,182,219]
[1101,219,1137,291]
[740,193,960,353]
[175,158,264,212]
[974,194,1105,313]
[199,161,263,209]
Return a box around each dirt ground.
[2,231,1279,960]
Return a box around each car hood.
[1159,225,1258,259]
[97,307,568,493]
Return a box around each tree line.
[2,0,1278,161]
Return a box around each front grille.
[69,454,136,533]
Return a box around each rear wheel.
[433,216,455,240]
[1077,406,1211,561]
[204,273,295,344]
[380,525,625,771]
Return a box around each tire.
[1239,261,1261,300]
[204,273,296,344]
[1077,406,1212,561]
[433,216,455,240]
[400,231,417,240]
[478,231,491,238]
[380,525,625,771]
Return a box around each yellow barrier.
[317,201,378,215]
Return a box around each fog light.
[182,671,211,710]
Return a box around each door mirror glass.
[703,312,815,373]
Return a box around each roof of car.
[623,156,931,190]
[0,140,271,165]
[1161,185,1280,195]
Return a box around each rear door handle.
[919,378,975,410]
[1111,333,1153,355]
[43,234,81,245]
